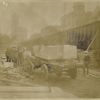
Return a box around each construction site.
[0,0,100,99]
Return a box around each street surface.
[0,61,100,98]
[48,68,100,98]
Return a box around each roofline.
[63,20,100,33]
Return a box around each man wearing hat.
[83,51,90,75]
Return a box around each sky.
[0,0,100,36]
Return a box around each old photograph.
[0,0,100,99]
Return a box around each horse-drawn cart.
[5,45,78,79]
[31,45,78,79]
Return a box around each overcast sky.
[1,1,99,24]
[0,0,100,35]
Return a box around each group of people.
[5,46,32,66]
[5,46,49,76]
[5,46,91,76]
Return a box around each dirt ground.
[0,63,100,98]
[48,70,100,98]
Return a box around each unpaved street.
[0,62,100,98]
[48,68,100,98]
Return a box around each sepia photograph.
[0,0,100,99]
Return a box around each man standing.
[83,51,90,75]
[17,47,24,65]
[5,48,12,62]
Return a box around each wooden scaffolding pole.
[86,32,97,51]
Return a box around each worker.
[17,47,24,65]
[83,51,90,75]
[5,48,12,62]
